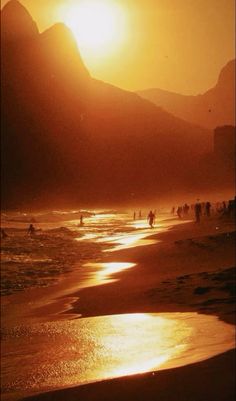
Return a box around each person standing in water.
[147,210,155,228]
[27,224,36,236]
[80,215,84,226]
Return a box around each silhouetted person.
[228,197,236,217]
[80,215,84,226]
[1,228,8,239]
[177,206,182,219]
[148,210,155,228]
[194,201,202,223]
[133,212,136,220]
[139,210,142,218]
[171,206,175,215]
[27,224,36,236]
[222,201,227,214]
[183,203,189,216]
[205,201,211,217]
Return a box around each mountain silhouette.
[1,0,39,42]
[1,0,232,208]
[137,60,235,129]
[39,23,90,82]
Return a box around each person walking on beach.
[27,224,36,236]
[228,197,236,217]
[80,215,84,226]
[183,203,189,216]
[205,201,211,217]
[177,206,182,219]
[133,212,136,220]
[222,201,227,214]
[147,210,155,228]
[194,201,202,223]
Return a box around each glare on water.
[66,212,171,253]
[103,232,158,252]
[1,313,235,395]
[1,212,235,399]
[84,262,136,284]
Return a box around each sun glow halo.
[60,0,127,59]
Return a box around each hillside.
[137,60,235,129]
[1,1,217,208]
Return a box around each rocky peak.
[217,59,235,89]
[40,23,90,79]
[1,0,39,42]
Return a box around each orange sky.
[1,0,235,94]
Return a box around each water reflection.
[84,262,136,284]
[75,233,98,241]
[129,220,162,229]
[104,233,158,252]
[2,313,235,394]
[71,213,162,252]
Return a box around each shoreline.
[1,214,180,326]
[1,213,235,401]
[68,215,236,325]
[21,350,235,401]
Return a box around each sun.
[58,0,127,61]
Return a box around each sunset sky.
[1,0,235,94]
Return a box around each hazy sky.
[1,0,235,94]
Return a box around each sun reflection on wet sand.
[1,313,235,395]
[75,233,99,241]
[71,213,166,252]
[84,262,136,284]
[96,231,159,252]
[129,220,163,229]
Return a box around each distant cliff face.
[137,60,235,129]
[2,1,231,209]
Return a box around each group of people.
[1,198,235,240]
[1,224,37,240]
[173,201,213,222]
[133,210,142,220]
[173,197,235,223]
[173,204,191,219]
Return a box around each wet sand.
[1,214,236,401]
[70,217,236,325]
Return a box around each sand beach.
[1,210,235,401]
[1,1,235,400]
